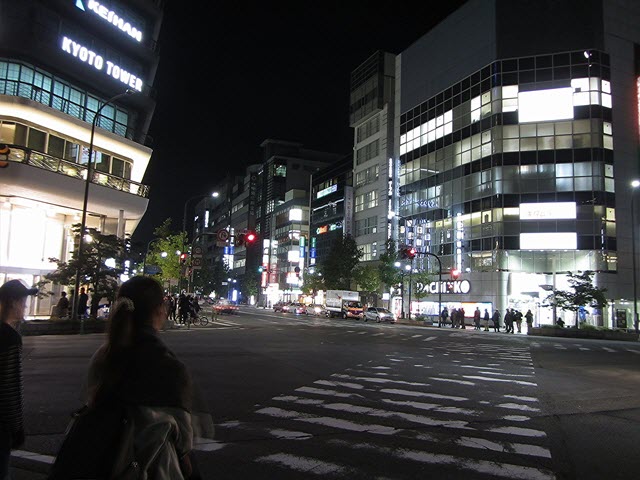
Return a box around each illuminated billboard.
[520,232,577,250]
[519,202,576,220]
[518,87,574,123]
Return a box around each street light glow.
[632,180,640,188]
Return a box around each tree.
[302,270,325,297]
[378,239,402,292]
[39,224,128,317]
[319,235,363,290]
[353,264,381,306]
[144,218,187,285]
[543,271,608,328]
[411,269,433,303]
[192,259,229,297]
[240,272,259,303]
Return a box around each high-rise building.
[350,51,397,264]
[395,0,640,327]
[0,0,163,315]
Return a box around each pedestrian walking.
[503,309,512,333]
[515,310,523,333]
[439,306,449,328]
[0,279,38,479]
[483,308,490,331]
[81,276,212,478]
[525,309,534,331]
[451,308,458,328]
[171,294,178,322]
[178,293,189,325]
[55,291,70,318]
[459,307,466,329]
[492,309,500,332]
[473,307,481,330]
[77,287,89,319]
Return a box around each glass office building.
[395,0,640,327]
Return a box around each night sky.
[134,1,468,245]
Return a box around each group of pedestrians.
[0,277,212,479]
[53,287,90,319]
[440,306,534,334]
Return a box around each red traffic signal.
[180,253,188,265]
[245,231,257,243]
[450,268,461,280]
[407,247,417,259]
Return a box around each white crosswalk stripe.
[211,341,555,479]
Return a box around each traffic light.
[0,144,9,168]
[234,233,245,247]
[245,231,257,244]
[180,253,188,265]
[258,265,264,273]
[399,245,417,260]
[450,268,461,280]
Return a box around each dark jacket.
[0,322,24,450]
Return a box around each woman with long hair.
[85,276,210,479]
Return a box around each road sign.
[193,246,203,257]
[192,257,202,270]
[217,229,230,242]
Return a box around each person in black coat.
[492,309,501,332]
[0,280,38,478]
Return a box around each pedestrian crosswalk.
[206,341,557,479]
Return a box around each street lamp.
[71,89,135,322]
[142,238,166,276]
[631,180,640,332]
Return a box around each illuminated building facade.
[395,0,640,327]
[350,51,396,264]
[0,0,162,316]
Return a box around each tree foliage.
[543,271,608,327]
[353,264,380,305]
[320,235,363,290]
[38,224,128,317]
[411,269,434,302]
[302,270,325,296]
[144,218,187,284]
[378,239,402,290]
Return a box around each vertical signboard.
[344,185,354,237]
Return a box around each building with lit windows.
[256,139,343,304]
[309,154,354,270]
[0,0,162,316]
[350,51,396,264]
[395,0,640,327]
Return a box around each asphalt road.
[12,306,640,479]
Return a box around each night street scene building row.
[191,0,640,329]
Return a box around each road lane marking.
[11,449,54,464]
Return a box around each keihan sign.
[60,36,144,92]
[75,0,143,42]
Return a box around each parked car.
[364,307,396,323]
[288,302,307,315]
[273,301,287,312]
[306,304,325,316]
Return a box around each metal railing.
[3,144,149,198]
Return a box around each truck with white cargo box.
[325,290,363,319]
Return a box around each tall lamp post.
[631,180,640,333]
[71,89,135,322]
[142,238,167,276]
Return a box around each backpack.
[48,402,139,480]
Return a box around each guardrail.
[3,144,149,198]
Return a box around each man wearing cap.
[0,279,37,479]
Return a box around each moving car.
[364,307,396,323]
[288,302,307,315]
[213,299,238,314]
[306,304,325,316]
[273,301,287,312]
